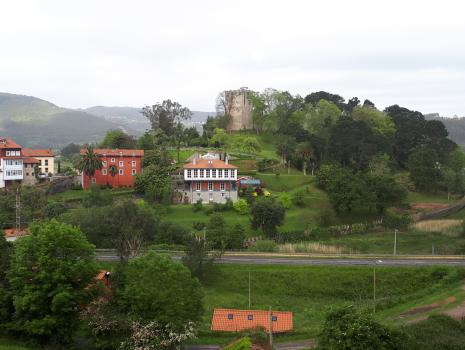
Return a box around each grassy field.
[49,188,135,203]
[0,338,32,350]
[193,264,465,344]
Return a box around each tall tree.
[6,220,97,344]
[408,147,442,192]
[142,99,192,136]
[250,198,285,238]
[304,91,345,110]
[100,129,136,149]
[76,146,102,177]
[296,141,315,175]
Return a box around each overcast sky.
[1,0,464,116]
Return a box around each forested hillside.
[425,113,465,147]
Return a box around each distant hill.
[424,113,465,147]
[85,106,214,134]
[0,92,133,148]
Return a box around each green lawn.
[49,188,135,203]
[194,264,465,344]
[407,191,458,204]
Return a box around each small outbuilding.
[211,308,293,333]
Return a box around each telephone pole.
[15,187,21,230]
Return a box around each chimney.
[225,156,229,164]
[193,157,197,165]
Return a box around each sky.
[1,0,464,116]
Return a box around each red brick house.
[80,149,144,189]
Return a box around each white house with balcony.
[0,138,24,189]
[181,153,238,204]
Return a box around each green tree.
[6,220,98,344]
[366,175,407,214]
[100,129,136,149]
[77,146,103,177]
[117,252,204,330]
[408,147,442,192]
[234,198,249,215]
[352,106,396,137]
[303,99,341,141]
[296,141,315,175]
[319,307,406,350]
[182,237,216,281]
[135,164,173,204]
[250,198,285,238]
[142,99,192,136]
[206,213,228,249]
[228,224,246,250]
[0,235,12,322]
[209,128,228,148]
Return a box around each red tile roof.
[22,148,54,157]
[23,157,40,164]
[184,158,237,169]
[0,138,21,149]
[4,228,28,238]
[80,149,144,157]
[211,308,293,333]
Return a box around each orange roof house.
[4,228,28,242]
[211,308,293,333]
[22,148,54,157]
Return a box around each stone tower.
[222,87,253,131]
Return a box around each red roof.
[0,138,21,149]
[80,149,144,157]
[211,308,293,333]
[184,158,237,169]
[22,148,54,157]
[4,228,28,238]
[23,157,40,164]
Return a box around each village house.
[22,157,41,185]
[80,148,144,189]
[182,153,238,204]
[22,148,55,175]
[0,138,24,189]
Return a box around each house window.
[132,161,136,167]
[132,169,136,175]
[231,170,236,178]
[26,172,29,176]
[16,151,20,156]
[272,316,278,322]
[227,314,234,320]
[194,169,198,177]
[45,159,49,166]
[220,182,225,191]
[102,161,107,167]
[187,169,192,178]
[224,169,229,178]
[102,169,107,175]
[119,169,124,175]
[119,161,124,167]
[247,315,253,321]
[212,169,216,178]
[199,169,204,178]
[5,151,10,156]
[111,158,115,163]
[196,182,201,191]
[206,169,210,178]
[91,178,96,183]
[208,182,213,191]
[218,169,222,178]
[45,168,49,173]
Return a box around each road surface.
[95,251,465,267]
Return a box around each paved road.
[96,251,465,267]
[185,339,317,350]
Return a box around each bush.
[249,240,278,252]
[317,207,337,227]
[234,198,250,215]
[193,221,206,231]
[82,185,113,208]
[277,193,292,209]
[275,231,308,243]
[44,202,67,219]
[383,209,411,230]
[292,189,307,207]
[192,199,203,212]
[224,337,252,350]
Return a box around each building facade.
[182,154,238,204]
[80,149,144,189]
[22,149,55,175]
[22,157,40,185]
[0,138,24,189]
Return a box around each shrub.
[224,337,252,350]
[277,193,292,209]
[383,209,411,230]
[317,207,337,227]
[249,240,278,252]
[292,189,306,207]
[192,199,203,212]
[193,221,206,231]
[234,198,250,215]
[44,202,67,219]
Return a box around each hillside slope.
[425,113,465,147]
[0,92,133,148]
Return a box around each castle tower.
[223,87,253,131]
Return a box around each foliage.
[77,145,103,177]
[292,189,307,207]
[192,199,203,212]
[234,198,250,215]
[383,209,411,230]
[182,237,217,282]
[250,198,285,238]
[206,213,228,249]
[5,220,98,344]
[352,106,396,137]
[319,306,406,350]
[209,128,228,148]
[117,252,204,330]
[82,185,113,207]
[249,240,278,252]
[120,320,196,350]
[408,147,442,192]
[135,164,173,204]
[43,202,67,219]
[277,192,293,209]
[141,99,192,136]
[303,99,341,140]
[223,337,252,350]
[100,129,136,149]
[155,221,189,246]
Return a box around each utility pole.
[15,187,21,230]
[373,263,376,313]
[248,271,251,309]
[393,229,398,256]
[268,306,273,349]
